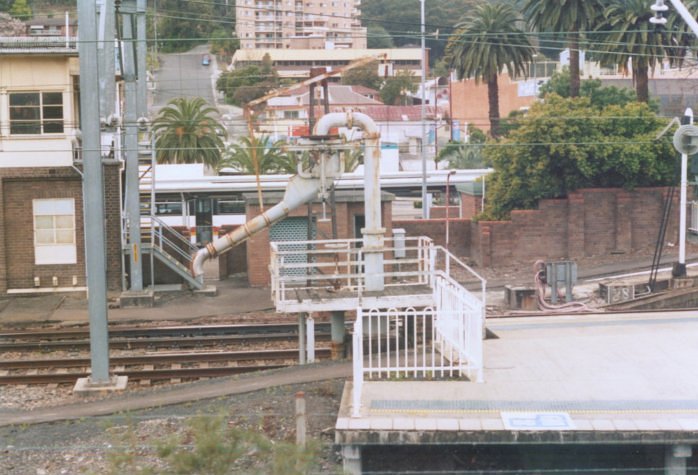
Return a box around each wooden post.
[295,391,306,446]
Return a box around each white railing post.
[306,315,315,363]
[352,309,363,417]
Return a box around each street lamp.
[445,170,456,252]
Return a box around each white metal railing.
[690,201,698,234]
[352,299,484,417]
[270,236,437,306]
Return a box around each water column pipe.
[314,111,385,291]
[192,174,322,280]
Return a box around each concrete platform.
[336,311,698,473]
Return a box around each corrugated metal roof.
[0,36,77,54]
[233,48,422,62]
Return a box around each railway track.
[0,323,331,352]
[0,348,332,385]
[0,323,334,385]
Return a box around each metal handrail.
[149,215,198,254]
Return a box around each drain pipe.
[314,111,385,291]
[192,175,321,280]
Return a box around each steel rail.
[0,348,332,370]
[0,322,331,341]
[0,332,332,352]
[0,364,290,385]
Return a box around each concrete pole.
[420,0,428,219]
[78,0,111,384]
[122,4,144,291]
[136,0,147,119]
[665,444,692,475]
[298,313,307,364]
[341,445,362,475]
[97,0,115,120]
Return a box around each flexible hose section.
[533,260,591,313]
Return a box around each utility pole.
[97,0,116,120]
[75,0,120,391]
[136,0,147,118]
[120,0,144,292]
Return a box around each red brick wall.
[460,193,482,219]
[0,165,122,293]
[393,218,471,257]
[473,187,680,268]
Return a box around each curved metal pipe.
[314,112,385,291]
[192,175,321,279]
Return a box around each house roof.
[268,84,382,107]
[357,105,445,122]
[0,36,77,54]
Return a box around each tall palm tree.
[151,97,227,167]
[523,0,603,98]
[218,135,295,174]
[592,0,669,103]
[446,2,534,137]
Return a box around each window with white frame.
[33,199,77,265]
[9,92,64,135]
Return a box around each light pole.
[445,170,456,251]
[420,0,428,219]
[678,108,693,277]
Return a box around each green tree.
[219,136,295,175]
[591,0,672,103]
[156,0,220,52]
[437,127,488,169]
[380,70,417,105]
[217,54,279,106]
[210,28,240,61]
[340,60,383,91]
[523,0,603,98]
[482,95,676,220]
[152,97,227,167]
[9,0,31,20]
[538,69,639,108]
[360,0,478,63]
[446,2,534,137]
[367,24,394,48]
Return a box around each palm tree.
[218,135,295,174]
[151,97,227,167]
[523,0,603,98]
[592,0,669,103]
[446,2,534,137]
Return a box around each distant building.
[25,15,77,37]
[231,48,426,80]
[235,0,366,50]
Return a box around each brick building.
[0,36,122,295]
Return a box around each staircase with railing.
[122,214,204,290]
[269,236,486,416]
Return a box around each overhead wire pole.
[136,0,147,119]
[97,0,116,120]
[121,0,144,292]
[420,0,428,219]
[77,0,111,386]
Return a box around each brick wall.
[393,218,471,257]
[0,165,122,293]
[473,187,680,268]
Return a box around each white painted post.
[352,311,363,417]
[306,315,315,363]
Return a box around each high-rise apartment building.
[235,0,367,50]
